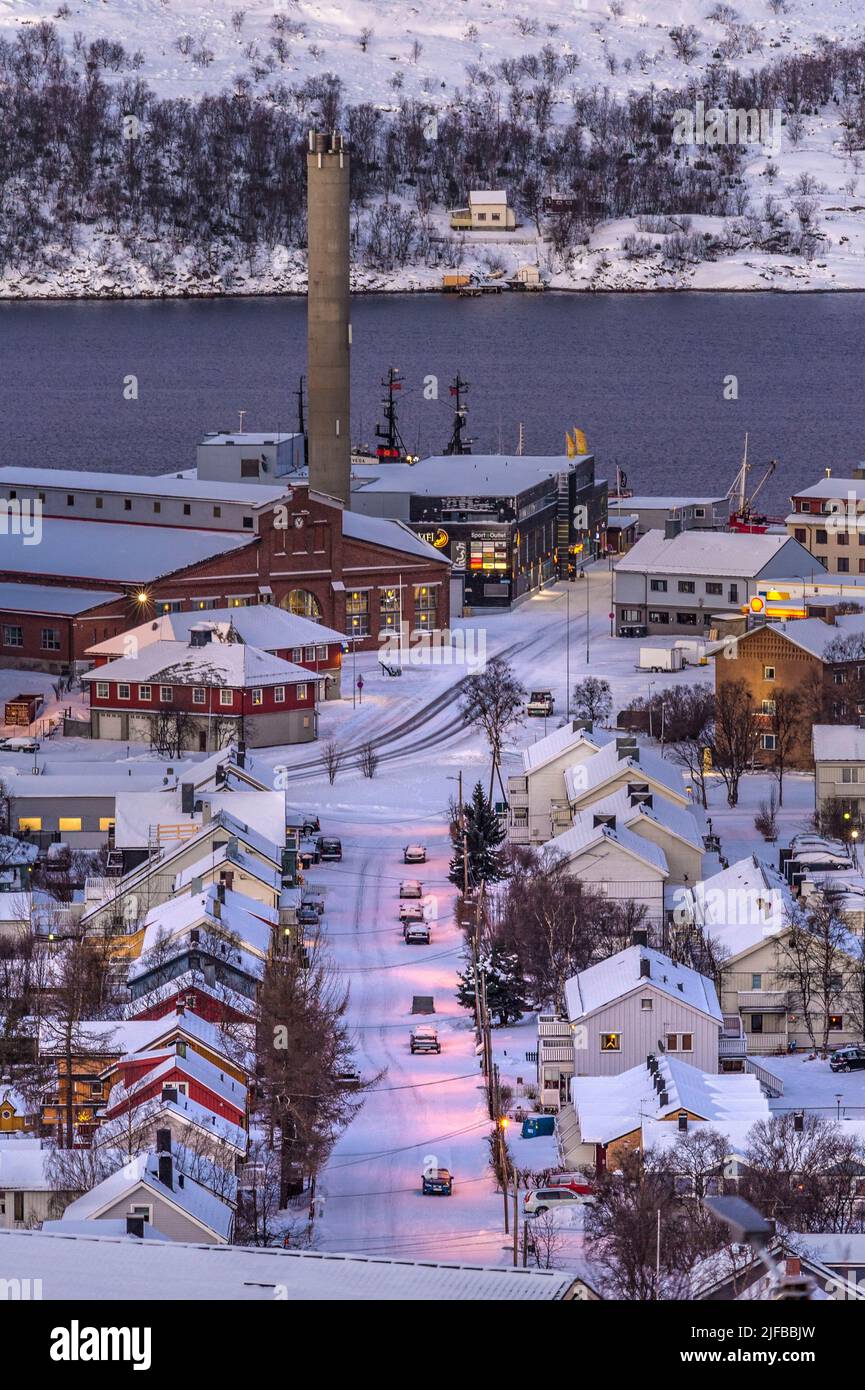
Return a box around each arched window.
[284,589,322,620]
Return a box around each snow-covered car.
[403,844,427,864]
[523,1187,587,1215]
[398,901,425,923]
[527,690,554,717]
[296,904,320,927]
[0,736,39,753]
[404,922,431,945]
[830,1045,865,1073]
[317,836,343,861]
[422,1168,453,1196]
[410,1025,440,1054]
[336,1068,362,1088]
[399,879,423,899]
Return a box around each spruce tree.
[457,944,530,1026]
[449,781,507,890]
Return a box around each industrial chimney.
[306,130,351,506]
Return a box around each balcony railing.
[737,990,789,1012]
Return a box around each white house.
[507,720,613,843]
[544,815,669,922]
[564,936,723,1077]
[450,189,516,231]
[564,737,692,817]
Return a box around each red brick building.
[83,629,318,749]
[0,484,451,670]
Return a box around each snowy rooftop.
[521,720,613,774]
[82,638,313,689]
[614,528,818,579]
[469,190,508,205]
[0,465,287,506]
[0,518,249,584]
[565,945,722,1024]
[86,607,346,659]
[608,495,727,510]
[813,723,865,762]
[200,432,299,447]
[60,1151,234,1243]
[547,815,669,876]
[0,583,124,615]
[749,613,865,662]
[682,855,794,959]
[350,454,585,497]
[564,739,688,804]
[341,509,452,563]
[0,1231,582,1299]
[0,1143,54,1191]
[590,787,705,851]
[571,1055,766,1145]
[138,884,276,960]
[792,476,865,501]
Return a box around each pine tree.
[449,781,507,890]
[457,944,529,1026]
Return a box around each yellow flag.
[565,430,576,458]
[573,427,588,454]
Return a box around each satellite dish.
[657,1040,666,1053]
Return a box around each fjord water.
[1,292,862,512]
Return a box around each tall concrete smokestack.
[306,130,351,507]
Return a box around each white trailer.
[639,646,684,673]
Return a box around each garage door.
[97,712,123,740]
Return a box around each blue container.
[521,1115,555,1139]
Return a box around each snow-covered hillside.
[2,0,865,295]
[3,0,863,106]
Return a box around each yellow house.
[0,1089,32,1133]
[450,190,516,231]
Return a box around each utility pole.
[585,564,590,664]
[512,1169,520,1266]
[493,1065,509,1235]
[565,586,571,718]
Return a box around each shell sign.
[750,596,765,613]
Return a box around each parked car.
[527,690,554,717]
[297,904,320,928]
[398,901,425,924]
[0,736,39,753]
[404,922,431,945]
[524,1187,587,1215]
[399,879,423,899]
[546,1172,594,1197]
[830,1045,865,1073]
[301,894,325,916]
[403,844,427,864]
[410,1025,440,1055]
[317,836,343,861]
[336,1067,362,1088]
[422,1168,453,1196]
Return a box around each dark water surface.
[1,292,862,511]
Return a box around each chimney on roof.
[162,1086,178,1104]
[126,1215,145,1239]
[156,1128,172,1154]
[639,957,651,979]
[786,1257,802,1278]
[236,742,246,769]
[633,928,649,948]
[794,1111,805,1132]
[665,516,683,540]
[175,999,185,1016]
[181,782,195,816]
[647,1055,657,1073]
[658,1089,669,1106]
[678,1113,688,1133]
[189,624,214,648]
[211,896,221,920]
[157,1152,174,1191]
[216,882,226,904]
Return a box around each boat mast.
[375,367,409,460]
[443,372,473,456]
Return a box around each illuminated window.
[380,588,400,634]
[829,1014,844,1031]
[99,818,115,832]
[251,688,263,706]
[346,591,370,637]
[18,817,42,832]
[296,684,307,701]
[600,1032,621,1052]
[286,590,322,620]
[58,817,82,833]
[413,585,437,631]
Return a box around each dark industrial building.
[349,453,607,608]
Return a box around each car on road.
[398,901,425,923]
[403,844,427,864]
[399,879,423,899]
[301,894,325,916]
[546,1172,594,1198]
[410,1024,440,1054]
[524,1187,588,1216]
[0,736,39,752]
[527,690,554,717]
[317,836,343,861]
[297,904,320,927]
[404,922,431,945]
[830,1045,865,1072]
[422,1168,453,1196]
[336,1067,362,1088]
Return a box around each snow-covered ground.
[3,1,865,295]
[2,565,856,1265]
